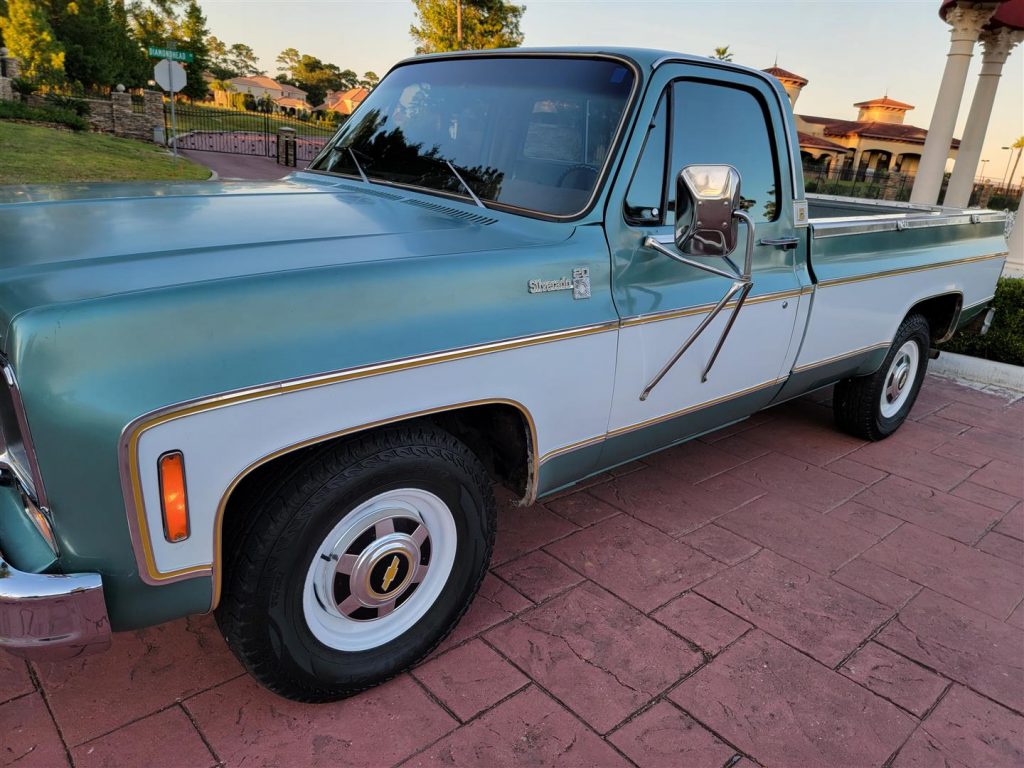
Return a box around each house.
[764,66,959,179]
[227,75,310,115]
[315,87,369,117]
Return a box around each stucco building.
[315,87,370,117]
[227,75,309,115]
[764,65,959,181]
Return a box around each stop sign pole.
[150,49,191,157]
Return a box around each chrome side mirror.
[674,165,742,256]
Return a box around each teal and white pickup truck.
[0,48,1008,701]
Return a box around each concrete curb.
[931,351,1024,393]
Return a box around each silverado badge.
[528,267,590,300]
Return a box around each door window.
[668,80,780,222]
[623,93,669,225]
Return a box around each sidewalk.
[2,374,1022,767]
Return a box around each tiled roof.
[274,97,309,110]
[762,66,808,85]
[316,87,370,113]
[230,75,307,96]
[797,115,960,148]
[797,131,846,151]
[853,96,915,111]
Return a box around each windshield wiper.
[445,161,486,209]
[347,147,370,184]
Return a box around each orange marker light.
[158,451,190,543]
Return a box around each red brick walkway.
[3,374,1022,767]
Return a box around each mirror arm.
[640,280,746,401]
[638,213,757,400]
[701,280,753,382]
[643,236,741,280]
[733,210,755,280]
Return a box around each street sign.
[154,59,187,157]
[148,46,194,63]
[154,59,187,92]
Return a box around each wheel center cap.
[350,533,420,606]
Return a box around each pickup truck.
[0,48,1008,702]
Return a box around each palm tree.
[209,79,235,108]
[1007,135,1024,194]
[712,46,733,62]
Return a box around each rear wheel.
[833,313,930,441]
[216,425,495,702]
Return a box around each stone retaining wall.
[1,50,163,142]
[22,90,163,142]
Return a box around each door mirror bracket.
[639,164,756,400]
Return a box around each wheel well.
[220,403,533,560]
[907,292,962,344]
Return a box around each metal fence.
[802,163,1022,209]
[166,103,341,163]
[802,163,916,202]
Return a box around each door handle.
[758,236,799,250]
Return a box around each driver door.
[600,64,807,468]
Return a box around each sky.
[200,0,1024,181]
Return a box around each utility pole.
[456,0,462,46]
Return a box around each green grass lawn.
[0,121,211,184]
[171,104,337,138]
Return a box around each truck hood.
[0,174,565,351]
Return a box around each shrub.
[941,276,1024,366]
[43,93,91,117]
[11,78,38,98]
[0,100,89,130]
[986,194,1021,212]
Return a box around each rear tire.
[833,313,930,441]
[216,425,495,702]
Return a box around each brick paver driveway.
[3,374,1022,767]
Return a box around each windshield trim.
[306,51,642,223]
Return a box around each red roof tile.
[762,66,808,85]
[853,96,915,111]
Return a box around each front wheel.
[216,425,495,702]
[833,313,930,441]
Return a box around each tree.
[109,0,150,87]
[127,0,181,50]
[276,48,356,105]
[359,71,379,89]
[227,43,260,76]
[47,0,120,89]
[175,0,209,100]
[275,46,300,77]
[209,77,233,106]
[410,0,524,54]
[712,46,733,61]
[1006,136,1024,195]
[209,36,261,79]
[0,0,66,83]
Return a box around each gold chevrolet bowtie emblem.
[381,555,400,592]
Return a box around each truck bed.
[807,193,1008,238]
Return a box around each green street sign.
[147,47,194,63]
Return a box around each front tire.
[216,425,495,702]
[833,313,930,441]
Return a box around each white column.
[910,3,997,205]
[946,27,1024,207]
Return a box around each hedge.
[0,100,89,131]
[941,276,1024,366]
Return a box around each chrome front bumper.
[0,551,111,660]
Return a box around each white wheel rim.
[302,488,457,652]
[880,340,919,418]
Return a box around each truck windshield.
[310,56,635,217]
